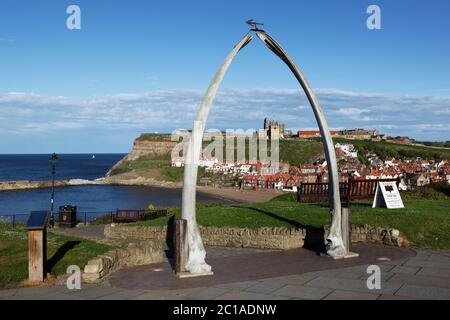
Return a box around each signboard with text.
[372,181,404,209]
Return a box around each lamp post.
[49,152,58,228]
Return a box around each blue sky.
[0,0,449,153]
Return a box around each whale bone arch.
[181,31,346,274]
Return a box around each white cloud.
[0,88,449,141]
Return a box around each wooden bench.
[297,177,400,206]
[346,178,400,205]
[112,209,170,223]
[112,209,146,223]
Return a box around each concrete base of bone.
[325,236,347,257]
[184,227,213,274]
[176,271,214,279]
[320,252,360,260]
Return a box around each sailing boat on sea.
[92,155,95,159]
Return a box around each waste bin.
[58,205,77,228]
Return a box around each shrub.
[402,183,450,200]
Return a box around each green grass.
[161,166,185,181]
[417,141,450,148]
[112,155,215,183]
[279,139,323,165]
[0,224,113,289]
[125,155,170,170]
[134,198,450,249]
[136,133,173,141]
[332,138,450,162]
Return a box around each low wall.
[82,242,165,283]
[104,223,406,250]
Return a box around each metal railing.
[0,211,116,227]
[0,214,28,227]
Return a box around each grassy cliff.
[108,134,450,182]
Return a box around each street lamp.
[49,152,58,228]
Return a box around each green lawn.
[135,198,450,249]
[0,224,113,289]
[332,138,450,163]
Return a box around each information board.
[372,181,404,209]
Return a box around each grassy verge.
[0,224,113,289]
[133,198,450,249]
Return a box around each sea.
[0,154,230,221]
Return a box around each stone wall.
[350,225,404,247]
[104,223,406,250]
[200,226,306,249]
[82,242,165,283]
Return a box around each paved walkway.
[2,244,450,300]
[51,224,107,241]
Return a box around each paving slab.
[390,265,421,275]
[395,284,450,300]
[377,264,397,272]
[69,285,124,299]
[306,266,366,280]
[377,294,417,300]
[272,285,332,300]
[358,271,394,283]
[214,290,280,300]
[417,267,450,278]
[30,293,88,300]
[0,289,18,299]
[214,280,259,290]
[261,274,318,286]
[305,276,402,295]
[97,289,145,300]
[428,253,450,262]
[388,273,450,289]
[413,251,433,259]
[375,258,409,266]
[51,225,107,241]
[7,285,54,297]
[2,290,87,300]
[185,287,231,300]
[403,258,450,269]
[130,288,198,300]
[323,290,380,300]
[245,281,286,294]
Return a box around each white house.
[274,180,284,190]
[335,143,358,158]
[199,157,218,168]
[171,157,184,167]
